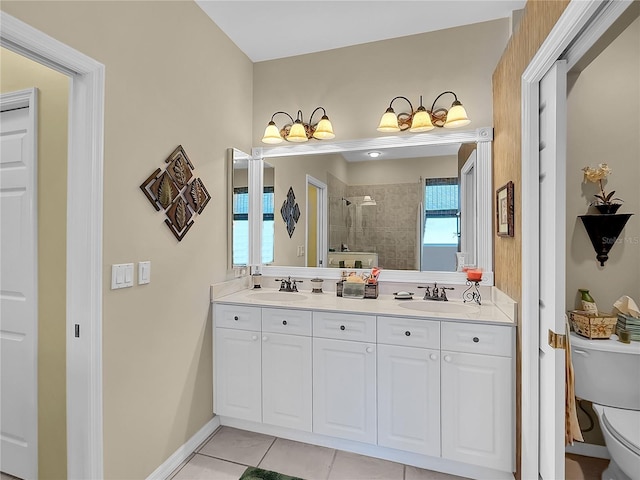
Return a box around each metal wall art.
[140,145,211,241]
[281,186,300,238]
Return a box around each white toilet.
[570,331,640,480]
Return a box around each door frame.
[305,175,327,268]
[0,12,105,479]
[520,1,634,477]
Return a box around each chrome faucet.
[418,283,454,301]
[275,277,302,292]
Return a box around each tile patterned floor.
[0,430,612,480]
[169,426,469,480]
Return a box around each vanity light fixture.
[377,91,470,133]
[261,107,335,144]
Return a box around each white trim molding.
[519,1,634,478]
[0,11,105,479]
[145,417,221,480]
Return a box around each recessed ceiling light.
[367,151,382,158]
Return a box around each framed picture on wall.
[496,181,514,237]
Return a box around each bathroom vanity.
[212,287,515,479]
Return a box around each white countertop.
[214,287,515,326]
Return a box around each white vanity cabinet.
[261,308,312,432]
[214,304,262,422]
[213,297,515,479]
[440,322,514,472]
[376,317,441,456]
[312,312,377,444]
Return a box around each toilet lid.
[602,406,640,456]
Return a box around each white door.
[0,89,38,480]
[214,327,261,422]
[538,60,567,479]
[441,351,513,472]
[377,344,440,456]
[262,332,312,431]
[313,338,376,444]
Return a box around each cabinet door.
[313,338,376,444]
[214,327,261,422]
[262,333,312,431]
[377,344,440,456]
[441,351,513,472]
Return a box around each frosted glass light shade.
[377,108,400,132]
[409,108,434,132]
[262,122,284,144]
[287,121,308,142]
[444,103,470,128]
[313,116,335,139]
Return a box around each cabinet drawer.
[262,308,312,336]
[215,304,261,331]
[377,316,440,349]
[441,322,513,357]
[313,311,376,342]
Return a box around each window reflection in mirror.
[262,163,275,264]
[229,148,251,267]
[263,143,477,272]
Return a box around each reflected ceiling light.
[261,107,335,144]
[361,195,377,206]
[367,151,382,158]
[377,91,470,133]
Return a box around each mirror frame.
[249,127,494,285]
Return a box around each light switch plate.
[111,263,134,289]
[138,261,151,285]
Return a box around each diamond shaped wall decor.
[140,145,211,241]
[281,186,300,238]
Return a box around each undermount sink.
[248,291,308,302]
[397,300,480,314]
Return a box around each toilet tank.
[570,331,640,410]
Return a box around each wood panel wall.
[492,1,571,476]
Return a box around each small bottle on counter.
[579,289,598,315]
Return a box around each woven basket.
[569,310,617,339]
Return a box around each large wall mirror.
[248,128,493,284]
[228,148,251,269]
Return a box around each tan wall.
[0,2,253,478]
[254,19,511,144]
[0,47,69,480]
[492,1,571,475]
[492,0,570,306]
[566,17,640,313]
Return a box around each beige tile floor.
[169,426,469,480]
[0,432,611,480]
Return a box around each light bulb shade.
[286,121,308,142]
[262,122,284,144]
[409,108,434,132]
[444,102,470,128]
[313,115,335,140]
[377,108,400,132]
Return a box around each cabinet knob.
[234,316,239,321]
[262,336,268,342]
[340,325,346,331]
[251,335,258,341]
[444,355,452,362]
[473,336,479,343]
[405,331,411,336]
[366,346,374,353]
[430,353,437,361]
[282,320,288,326]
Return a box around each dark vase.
[594,204,622,214]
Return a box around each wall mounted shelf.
[579,213,633,266]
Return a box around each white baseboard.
[566,442,610,459]
[146,416,221,480]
